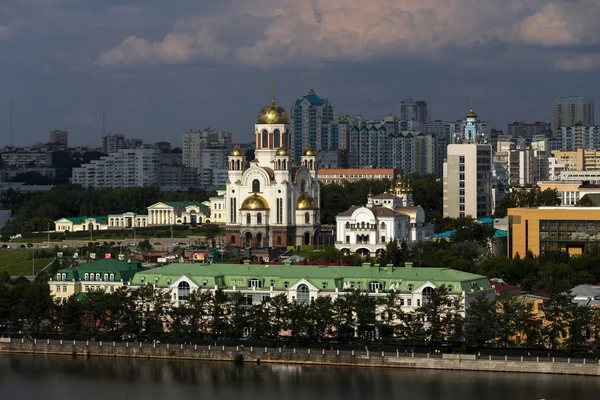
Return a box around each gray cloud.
[98,0,600,70]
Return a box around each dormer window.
[104,274,108,281]
[408,284,413,291]
[248,278,262,288]
[62,273,66,280]
[140,277,145,284]
[368,281,382,291]
[109,273,114,281]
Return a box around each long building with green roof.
[130,261,493,317]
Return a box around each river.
[1,354,599,399]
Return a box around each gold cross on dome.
[269,80,276,104]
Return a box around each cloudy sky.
[1,0,599,147]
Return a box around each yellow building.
[552,149,600,172]
[50,259,147,302]
[508,207,600,258]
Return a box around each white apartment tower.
[443,108,493,218]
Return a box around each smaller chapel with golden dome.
[224,87,320,248]
[335,179,426,257]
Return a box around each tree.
[541,292,572,350]
[21,282,52,334]
[465,294,497,347]
[203,224,222,248]
[495,295,521,348]
[417,285,455,344]
[564,304,592,353]
[307,296,334,342]
[495,188,561,218]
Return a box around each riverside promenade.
[2,338,600,376]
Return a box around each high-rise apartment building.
[72,148,160,188]
[400,99,428,125]
[443,108,493,218]
[557,123,600,150]
[49,130,68,147]
[507,122,552,138]
[182,128,232,169]
[290,89,334,162]
[552,97,595,136]
[102,133,125,154]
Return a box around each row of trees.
[1,279,598,352]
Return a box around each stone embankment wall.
[1,338,600,376]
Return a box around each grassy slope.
[0,250,55,277]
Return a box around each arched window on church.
[300,179,306,192]
[246,213,251,225]
[309,160,314,170]
[236,160,240,170]
[252,179,260,193]
[262,130,269,148]
[305,213,310,224]
[257,213,262,224]
[274,129,281,148]
[283,160,287,169]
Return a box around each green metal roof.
[163,201,206,208]
[131,263,491,294]
[65,216,108,224]
[54,259,147,282]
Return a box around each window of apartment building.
[459,181,465,188]
[459,174,465,181]
[459,190,465,196]
[459,156,465,163]
[459,165,465,172]
[400,298,405,306]
[56,285,61,292]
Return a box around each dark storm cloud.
[0,0,598,146]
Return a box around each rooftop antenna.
[102,110,106,137]
[9,100,13,146]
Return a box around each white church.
[223,87,321,248]
[335,180,426,256]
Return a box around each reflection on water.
[1,354,600,400]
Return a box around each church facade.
[335,180,426,256]
[224,90,321,248]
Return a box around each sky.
[0,0,599,147]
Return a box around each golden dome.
[241,194,270,210]
[230,146,244,157]
[303,147,317,157]
[258,103,289,124]
[276,147,290,156]
[466,108,478,118]
[395,179,404,189]
[296,192,319,210]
